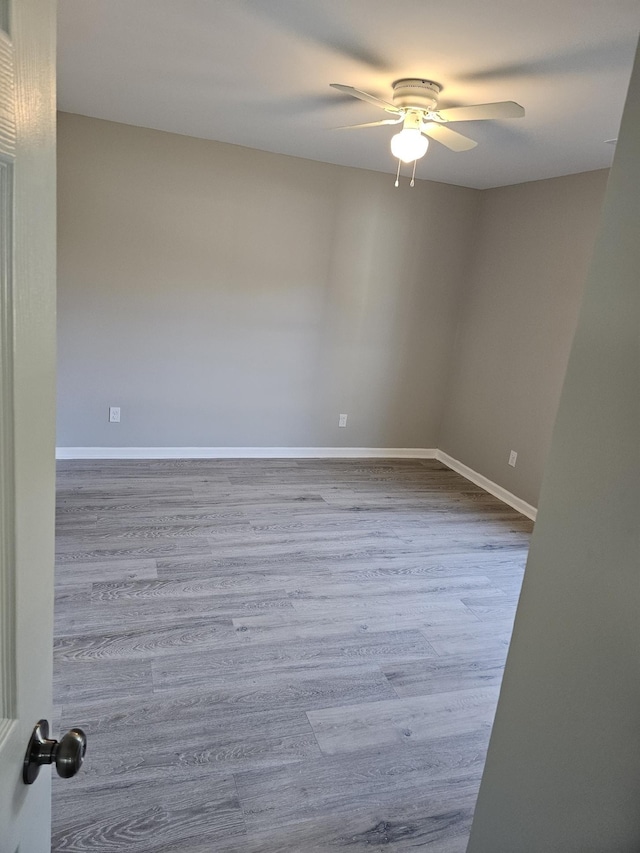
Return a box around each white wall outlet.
[338,413,348,428]
[508,450,518,467]
[109,406,121,423]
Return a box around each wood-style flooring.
[52,458,533,852]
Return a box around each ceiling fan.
[330,78,525,186]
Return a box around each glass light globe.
[390,128,429,163]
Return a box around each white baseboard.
[436,450,537,521]
[54,445,536,520]
[55,446,438,461]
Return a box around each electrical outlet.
[109,407,121,423]
[508,450,517,467]
[338,413,348,428]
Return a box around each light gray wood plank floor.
[52,459,532,852]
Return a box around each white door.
[0,0,58,851]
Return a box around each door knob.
[23,719,87,784]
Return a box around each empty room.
[2,2,639,852]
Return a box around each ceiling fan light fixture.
[390,128,429,163]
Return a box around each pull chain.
[410,159,417,187]
[394,158,401,188]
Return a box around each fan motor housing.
[392,78,441,111]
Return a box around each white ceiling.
[57,0,640,189]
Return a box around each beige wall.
[468,40,640,851]
[56,113,479,448]
[439,169,608,507]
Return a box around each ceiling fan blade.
[422,123,478,152]
[330,83,400,113]
[434,101,525,122]
[334,117,404,130]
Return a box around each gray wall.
[439,170,608,507]
[57,112,479,448]
[57,117,610,514]
[468,40,640,852]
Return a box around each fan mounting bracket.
[392,79,442,111]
